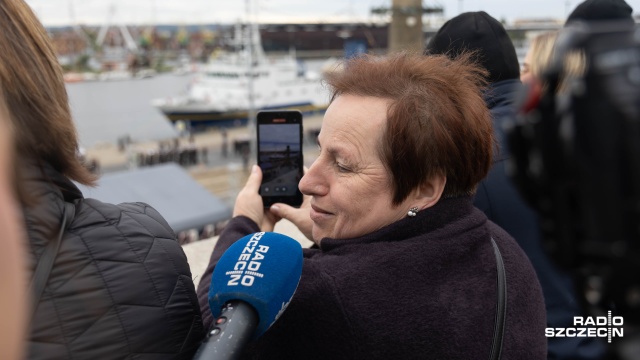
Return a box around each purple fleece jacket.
[197,196,547,359]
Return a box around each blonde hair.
[0,0,96,189]
[526,31,559,81]
[524,30,586,93]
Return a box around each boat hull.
[163,102,326,130]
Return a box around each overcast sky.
[24,0,640,26]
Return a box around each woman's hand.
[269,194,313,242]
[269,166,314,242]
[233,165,280,232]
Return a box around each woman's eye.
[336,163,351,173]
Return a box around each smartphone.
[257,110,304,208]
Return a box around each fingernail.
[270,204,280,213]
[252,165,259,173]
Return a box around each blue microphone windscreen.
[209,232,303,337]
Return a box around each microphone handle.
[194,300,259,360]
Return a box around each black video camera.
[506,21,640,323]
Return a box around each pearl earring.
[407,207,419,217]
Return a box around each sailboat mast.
[247,0,257,164]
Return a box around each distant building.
[47,19,574,67]
[48,27,90,66]
[512,18,564,28]
[257,23,388,57]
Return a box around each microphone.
[194,232,303,360]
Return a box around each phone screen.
[257,111,303,207]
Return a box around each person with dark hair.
[0,0,204,358]
[566,0,634,24]
[197,53,546,359]
[426,11,606,359]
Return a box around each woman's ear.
[414,174,446,210]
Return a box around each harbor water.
[66,58,333,149]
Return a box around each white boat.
[152,23,330,130]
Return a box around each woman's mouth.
[310,204,332,222]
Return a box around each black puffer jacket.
[24,162,204,359]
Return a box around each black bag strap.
[489,237,507,360]
[29,203,72,317]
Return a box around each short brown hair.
[0,0,95,189]
[324,52,494,205]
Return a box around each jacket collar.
[21,160,84,260]
[22,159,84,203]
[484,79,522,111]
[319,196,478,251]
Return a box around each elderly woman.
[197,53,546,359]
[1,0,204,358]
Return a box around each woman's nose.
[299,159,327,196]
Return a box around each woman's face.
[520,46,534,84]
[299,94,414,241]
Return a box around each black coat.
[198,196,547,359]
[477,80,606,358]
[24,162,204,359]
